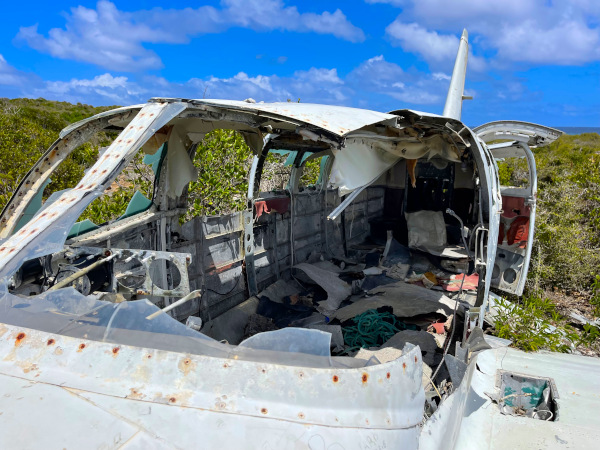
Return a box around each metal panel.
[180,99,399,137]
[474,120,563,147]
[0,323,425,444]
[421,347,600,449]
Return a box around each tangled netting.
[342,309,418,352]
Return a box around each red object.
[507,216,529,247]
[255,197,291,218]
[439,273,479,291]
[498,222,505,244]
[431,322,446,334]
[501,196,530,219]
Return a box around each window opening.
[497,157,530,189]
[299,155,328,189]
[68,144,164,238]
[185,129,253,220]
[258,149,294,195]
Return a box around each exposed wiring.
[445,208,473,260]
[423,370,442,399]
[499,392,533,402]
[205,275,242,296]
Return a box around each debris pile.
[201,237,482,398]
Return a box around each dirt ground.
[544,288,600,357]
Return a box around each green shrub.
[185,129,253,220]
[0,98,114,213]
[527,134,600,293]
[493,295,575,352]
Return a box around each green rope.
[342,309,418,352]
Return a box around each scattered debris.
[438,273,479,291]
[334,281,459,322]
[293,262,352,313]
[258,279,301,304]
[244,314,278,339]
[383,330,439,366]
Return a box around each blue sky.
[1,0,599,126]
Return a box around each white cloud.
[16,1,364,71]
[386,22,459,65]
[18,65,350,107]
[385,22,486,72]
[347,55,405,91]
[288,68,347,102]
[347,55,449,105]
[17,2,164,71]
[380,0,600,66]
[0,53,447,110]
[42,73,139,104]
[494,20,600,65]
[46,73,129,93]
[0,54,31,87]
[432,72,450,81]
[364,0,405,6]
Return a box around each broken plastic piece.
[120,191,153,220]
[238,328,332,357]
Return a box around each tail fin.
[443,29,469,120]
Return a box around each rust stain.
[402,363,407,373]
[112,347,120,357]
[15,332,26,347]
[260,408,268,415]
[127,388,145,400]
[414,356,418,364]
[47,339,55,346]
[215,401,227,410]
[168,397,177,403]
[178,356,196,376]
[386,372,391,379]
[362,373,369,384]
[298,412,305,419]
[77,343,86,352]
[128,365,150,385]
[332,375,339,383]
[16,361,38,374]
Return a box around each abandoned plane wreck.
[1,30,600,449]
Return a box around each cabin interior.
[4,107,502,410]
